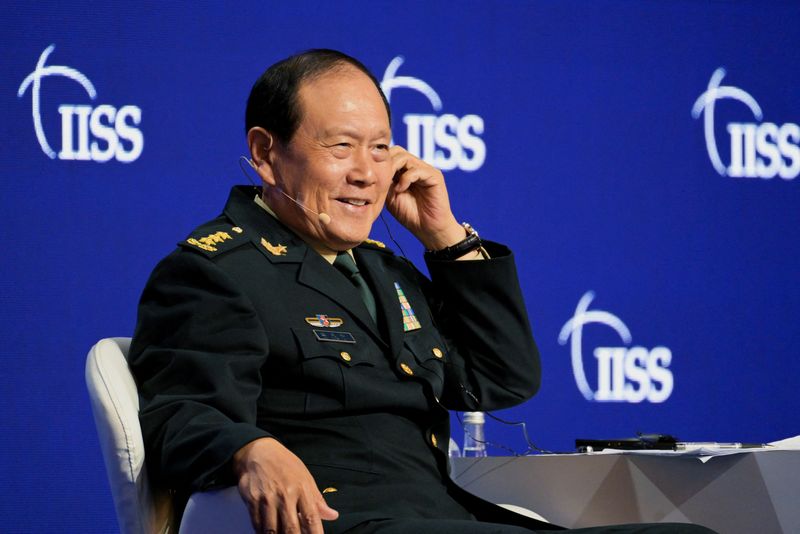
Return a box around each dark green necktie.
[333,252,377,323]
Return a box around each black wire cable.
[456,411,575,456]
[379,212,408,258]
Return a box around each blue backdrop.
[2,1,798,531]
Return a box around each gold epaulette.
[360,238,394,253]
[179,225,247,257]
[362,238,387,249]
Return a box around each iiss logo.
[558,291,673,403]
[692,68,799,180]
[17,44,143,163]
[380,56,486,172]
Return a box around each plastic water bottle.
[462,411,488,457]
[448,438,461,458]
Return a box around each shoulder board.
[360,238,394,253]
[178,224,248,257]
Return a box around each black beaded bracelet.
[424,222,485,261]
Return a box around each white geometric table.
[451,450,800,534]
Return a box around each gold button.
[400,362,414,375]
[432,347,443,359]
[431,434,438,447]
[340,351,352,362]
[232,226,243,234]
[322,487,337,494]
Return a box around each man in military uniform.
[130,50,715,534]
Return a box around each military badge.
[305,315,344,328]
[395,282,421,331]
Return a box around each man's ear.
[246,127,276,186]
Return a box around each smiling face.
[261,65,394,252]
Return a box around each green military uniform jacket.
[130,185,546,532]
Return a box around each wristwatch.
[424,222,489,261]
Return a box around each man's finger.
[317,492,339,521]
[278,493,302,534]
[244,498,261,533]
[296,491,325,534]
[262,496,279,534]
[298,512,322,534]
[392,168,419,193]
[390,146,413,176]
[238,479,263,533]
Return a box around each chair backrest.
[86,337,174,534]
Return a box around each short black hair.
[245,49,391,143]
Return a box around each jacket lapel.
[297,250,384,343]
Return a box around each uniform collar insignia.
[261,238,287,256]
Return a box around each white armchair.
[85,337,175,534]
[86,337,251,533]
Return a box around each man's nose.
[347,147,377,185]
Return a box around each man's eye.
[330,144,351,157]
[372,145,390,161]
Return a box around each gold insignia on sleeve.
[363,238,386,248]
[186,231,233,252]
[261,238,287,256]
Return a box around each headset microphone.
[240,156,331,224]
[277,188,332,225]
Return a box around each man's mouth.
[337,198,369,207]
